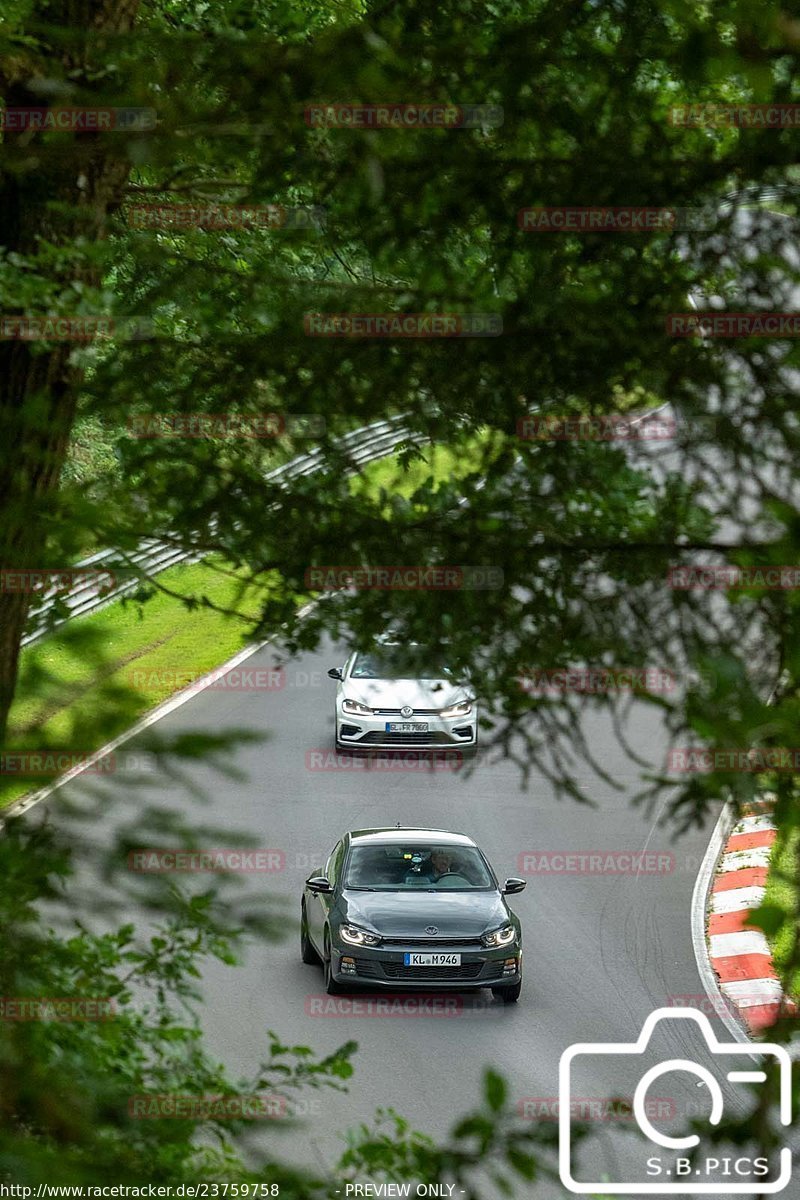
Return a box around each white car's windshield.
[350,651,454,680]
[344,844,494,889]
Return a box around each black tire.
[300,902,320,965]
[492,980,522,1003]
[324,933,345,995]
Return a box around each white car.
[328,644,478,752]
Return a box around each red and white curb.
[706,801,795,1034]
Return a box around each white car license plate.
[386,722,428,733]
[403,952,461,967]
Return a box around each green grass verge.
[3,439,488,810]
[351,435,490,501]
[4,415,672,810]
[2,558,291,809]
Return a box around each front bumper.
[330,941,521,990]
[336,708,477,751]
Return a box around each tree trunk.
[0,1,140,743]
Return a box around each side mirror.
[327,667,343,681]
[307,875,333,894]
[503,878,526,895]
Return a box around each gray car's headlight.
[342,698,373,715]
[339,924,381,947]
[439,700,473,718]
[481,924,516,948]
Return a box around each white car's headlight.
[439,700,473,718]
[339,924,381,947]
[342,698,373,715]
[481,924,516,948]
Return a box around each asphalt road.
[36,634,784,1198]
[27,372,800,1195]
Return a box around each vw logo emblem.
[400,705,414,718]
[425,926,439,936]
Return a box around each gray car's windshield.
[350,651,454,680]
[343,844,494,890]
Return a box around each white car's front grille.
[359,731,452,744]
[370,707,440,715]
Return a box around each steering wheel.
[434,871,469,882]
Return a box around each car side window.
[326,839,345,884]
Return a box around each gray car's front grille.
[379,936,479,947]
[383,962,497,981]
[354,960,504,982]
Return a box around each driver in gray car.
[404,848,468,886]
[429,849,455,879]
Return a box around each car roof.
[347,827,477,847]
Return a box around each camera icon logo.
[559,1007,792,1194]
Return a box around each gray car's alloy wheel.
[323,931,345,995]
[300,901,321,965]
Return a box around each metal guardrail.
[721,185,796,208]
[22,415,413,646]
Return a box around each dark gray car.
[301,826,525,1002]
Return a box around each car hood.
[342,677,471,710]
[340,889,509,937]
